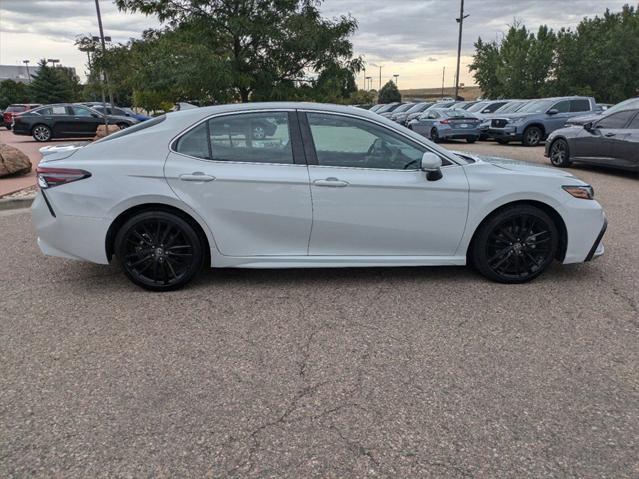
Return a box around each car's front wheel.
[471,205,559,284]
[549,138,571,167]
[523,126,543,146]
[32,124,52,142]
[114,211,204,291]
[430,127,440,142]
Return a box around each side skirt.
[212,255,467,269]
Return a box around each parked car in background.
[32,102,606,290]
[369,104,385,113]
[466,100,512,116]
[379,102,414,119]
[2,103,42,129]
[90,104,151,122]
[488,96,597,146]
[546,108,639,171]
[375,102,403,115]
[478,100,530,139]
[409,108,480,143]
[566,97,639,126]
[12,104,139,142]
[403,102,437,125]
[391,102,434,125]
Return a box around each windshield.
[496,101,525,113]
[465,101,488,113]
[376,103,401,113]
[516,99,554,113]
[406,103,432,113]
[6,105,27,113]
[605,97,639,114]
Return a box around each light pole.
[365,76,372,91]
[393,74,399,87]
[47,58,60,68]
[23,60,31,83]
[454,0,469,101]
[441,66,446,99]
[94,0,113,126]
[362,66,366,90]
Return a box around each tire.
[549,138,571,167]
[114,211,204,291]
[496,138,509,145]
[430,127,440,143]
[466,137,477,143]
[252,125,266,140]
[471,205,559,284]
[5,124,11,131]
[523,126,543,147]
[32,124,52,142]
[116,122,129,130]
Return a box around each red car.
[3,104,42,130]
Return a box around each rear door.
[301,111,469,257]
[164,110,313,256]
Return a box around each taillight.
[439,119,450,124]
[36,167,91,189]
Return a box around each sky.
[0,0,633,90]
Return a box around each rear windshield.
[6,105,26,113]
[94,115,166,143]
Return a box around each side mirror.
[547,108,559,115]
[583,122,593,131]
[421,152,443,181]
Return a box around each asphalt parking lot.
[1,141,637,477]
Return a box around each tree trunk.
[239,88,250,102]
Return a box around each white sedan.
[32,102,607,291]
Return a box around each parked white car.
[32,102,606,290]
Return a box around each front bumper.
[585,216,607,261]
[488,125,522,141]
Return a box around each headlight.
[562,185,594,200]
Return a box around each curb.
[0,197,34,211]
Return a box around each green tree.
[28,60,80,104]
[115,0,361,102]
[468,38,501,98]
[378,80,401,103]
[0,80,30,109]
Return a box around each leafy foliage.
[0,80,30,109]
[378,80,401,103]
[469,5,639,103]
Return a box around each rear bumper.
[440,128,480,139]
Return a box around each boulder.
[94,124,121,140]
[0,143,32,177]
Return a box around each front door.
[69,105,103,136]
[573,110,636,165]
[164,110,313,256]
[545,100,572,135]
[301,112,469,257]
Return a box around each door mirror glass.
[547,108,559,115]
[583,122,593,131]
[421,152,443,181]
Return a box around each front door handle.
[604,132,616,137]
[179,172,216,182]
[313,177,349,187]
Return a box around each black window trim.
[170,109,305,166]
[298,110,458,170]
[595,109,637,129]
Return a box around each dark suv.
[488,96,598,146]
[2,104,42,129]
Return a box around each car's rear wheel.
[523,126,543,146]
[549,138,571,167]
[115,211,204,291]
[471,205,559,284]
[32,124,52,142]
[430,127,440,143]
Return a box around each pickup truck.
[487,96,598,146]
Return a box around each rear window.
[6,105,26,113]
[94,115,166,143]
[570,99,591,112]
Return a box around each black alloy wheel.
[549,138,571,167]
[115,211,204,291]
[523,126,543,146]
[472,205,558,283]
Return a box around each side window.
[627,112,639,129]
[306,112,440,170]
[570,99,591,112]
[428,111,439,119]
[175,112,294,164]
[37,107,52,115]
[72,106,94,117]
[551,100,570,113]
[484,102,507,113]
[596,110,636,129]
[113,108,126,116]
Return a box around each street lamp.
[365,76,372,91]
[47,59,60,67]
[454,0,469,100]
[393,74,399,87]
[23,60,31,83]
[370,63,383,90]
[94,0,113,125]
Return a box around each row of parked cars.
[1,102,150,142]
[363,96,639,171]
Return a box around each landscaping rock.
[94,124,121,140]
[0,143,32,177]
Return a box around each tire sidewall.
[523,126,542,146]
[32,124,51,142]
[115,211,204,291]
[550,138,571,167]
[472,205,559,284]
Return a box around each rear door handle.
[604,132,616,137]
[179,172,216,182]
[313,177,349,187]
